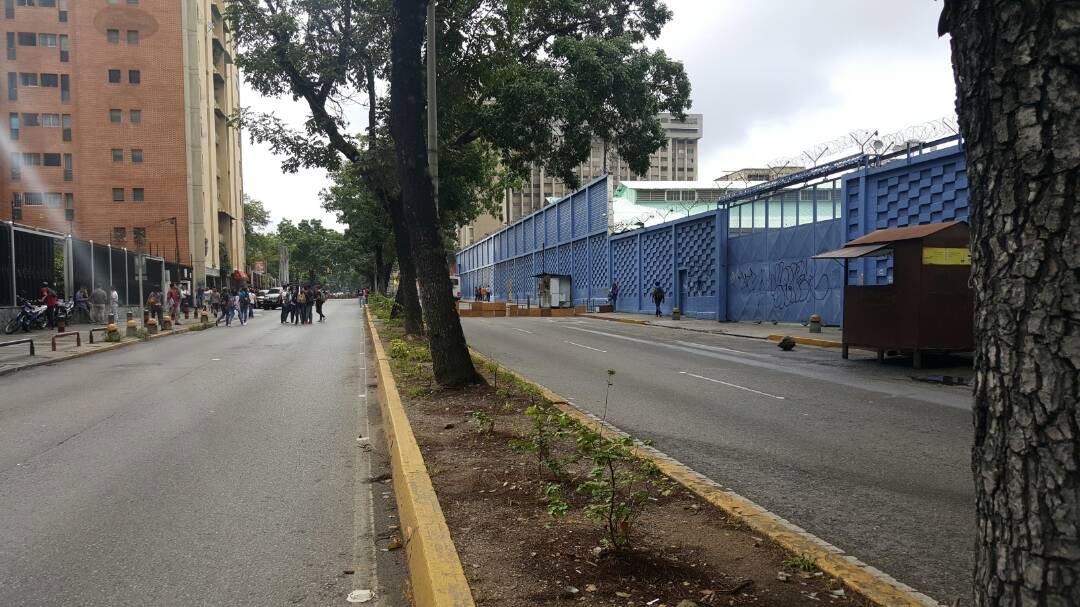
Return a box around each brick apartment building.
[1,0,245,288]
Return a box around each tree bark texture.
[386,197,424,335]
[942,2,1080,606]
[389,0,478,386]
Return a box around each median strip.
[364,308,476,607]
[471,348,942,607]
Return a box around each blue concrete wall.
[458,176,610,306]
[842,145,968,285]
[457,144,968,325]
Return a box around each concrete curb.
[365,308,476,607]
[577,314,648,325]
[767,334,843,348]
[468,347,942,607]
[0,323,204,378]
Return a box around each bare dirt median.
[372,310,868,607]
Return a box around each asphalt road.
[0,301,403,606]
[462,316,974,603]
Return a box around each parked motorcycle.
[3,296,48,334]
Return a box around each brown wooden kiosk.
[813,221,974,368]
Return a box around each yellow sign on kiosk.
[922,247,971,265]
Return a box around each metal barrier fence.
[1,221,181,308]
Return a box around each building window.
[9,112,18,140]
[111,148,123,162]
[21,152,40,165]
[109,108,121,123]
[23,192,43,206]
[40,0,57,5]
[6,32,14,60]
[40,73,58,87]
[112,188,124,202]
[58,34,67,61]
[61,113,71,141]
[132,188,144,202]
[63,192,72,211]
[126,30,138,45]
[59,73,67,100]
[7,72,15,100]
[4,0,12,20]
[112,227,126,245]
[127,0,138,4]
[41,112,59,127]
[133,227,146,248]
[16,31,35,46]
[108,69,120,83]
[107,29,119,44]
[21,112,38,126]
[63,153,71,180]
[44,192,61,208]
[129,109,141,124]
[128,70,140,84]
[19,72,37,86]
[43,152,60,166]
[131,149,143,163]
[10,153,19,180]
[58,0,67,22]
[37,33,56,47]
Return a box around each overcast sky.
[239,0,957,231]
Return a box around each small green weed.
[783,554,818,572]
[543,483,570,519]
[469,410,495,435]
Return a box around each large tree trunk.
[389,0,478,386]
[386,197,424,335]
[363,53,423,335]
[941,3,1080,606]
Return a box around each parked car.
[256,290,268,307]
[261,287,283,309]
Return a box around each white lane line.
[512,327,533,334]
[675,340,750,356]
[679,371,785,400]
[565,340,607,353]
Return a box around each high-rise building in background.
[1,0,245,287]
[457,113,703,247]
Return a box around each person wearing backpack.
[280,287,292,324]
[295,287,307,324]
[650,281,666,318]
[237,286,250,325]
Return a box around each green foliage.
[783,555,819,572]
[368,293,396,321]
[187,322,211,332]
[510,402,576,479]
[575,428,658,550]
[469,410,495,435]
[389,339,409,360]
[104,332,123,343]
[388,338,430,362]
[543,483,570,519]
[136,328,150,341]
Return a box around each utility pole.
[426,0,439,217]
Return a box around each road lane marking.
[675,340,751,356]
[565,340,606,353]
[512,328,533,334]
[679,371,785,400]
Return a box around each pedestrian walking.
[196,285,205,312]
[91,285,108,324]
[215,288,230,326]
[293,287,304,324]
[109,285,119,323]
[608,281,619,307]
[361,287,369,305]
[474,286,481,302]
[280,287,292,324]
[238,286,250,325]
[650,282,665,318]
[210,288,221,316]
[315,285,327,322]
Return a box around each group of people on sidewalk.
[471,285,493,301]
[279,284,327,325]
[71,284,121,325]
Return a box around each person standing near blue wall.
[651,282,665,318]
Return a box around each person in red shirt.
[39,282,58,327]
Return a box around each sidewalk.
[577,311,843,346]
[0,322,201,377]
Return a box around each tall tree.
[390,0,477,384]
[939,3,1079,606]
[226,0,426,335]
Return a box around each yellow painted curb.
[365,309,476,607]
[578,314,648,325]
[469,347,942,607]
[767,333,843,348]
